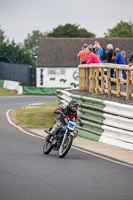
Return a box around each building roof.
[37,37,133,67]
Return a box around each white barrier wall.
[3,80,19,90]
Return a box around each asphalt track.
[0,96,133,200]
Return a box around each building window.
[48,68,65,75]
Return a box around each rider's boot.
[45,130,53,142]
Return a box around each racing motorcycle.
[43,116,78,158]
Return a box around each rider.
[46,99,84,141]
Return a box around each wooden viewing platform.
[78,63,133,100]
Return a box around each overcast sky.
[0,0,133,44]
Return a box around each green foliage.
[24,30,47,56]
[0,26,6,44]
[0,40,35,66]
[47,23,95,38]
[104,20,133,38]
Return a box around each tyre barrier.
[56,89,133,150]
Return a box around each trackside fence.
[78,63,133,100]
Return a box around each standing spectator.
[129,52,133,64]
[86,47,102,64]
[115,48,126,80]
[129,52,133,80]
[107,44,116,63]
[86,47,102,86]
[77,44,88,64]
[122,50,128,64]
[107,44,116,86]
[93,43,104,63]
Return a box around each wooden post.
[107,68,111,95]
[79,68,82,90]
[101,68,104,94]
[89,68,92,93]
[82,68,86,90]
[92,68,95,94]
[126,70,131,100]
[116,69,120,97]
[85,68,89,90]
[95,68,99,94]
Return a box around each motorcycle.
[43,116,78,158]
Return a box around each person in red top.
[86,46,102,86]
[86,47,102,64]
[77,44,88,64]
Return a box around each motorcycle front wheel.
[58,134,73,158]
[43,136,53,154]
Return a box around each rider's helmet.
[68,99,79,112]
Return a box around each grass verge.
[0,87,18,96]
[11,101,59,129]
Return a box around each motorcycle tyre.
[58,134,73,158]
[43,138,53,154]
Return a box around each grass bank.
[0,87,18,96]
[13,101,59,129]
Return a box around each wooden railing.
[78,63,133,100]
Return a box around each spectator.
[86,47,102,64]
[115,48,126,80]
[129,52,133,80]
[86,47,102,86]
[93,43,104,63]
[77,44,88,64]
[129,52,133,67]
[107,44,116,63]
[122,50,128,64]
[107,44,116,86]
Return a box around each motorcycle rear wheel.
[43,137,53,154]
[58,134,73,158]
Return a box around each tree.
[0,40,35,66]
[0,26,6,44]
[104,20,133,38]
[47,23,95,38]
[24,30,47,56]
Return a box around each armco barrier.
[56,89,133,150]
[56,89,105,142]
[100,125,133,150]
[104,101,133,119]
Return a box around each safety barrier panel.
[3,80,19,91]
[56,89,133,150]
[103,101,133,119]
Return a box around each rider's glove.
[79,120,84,126]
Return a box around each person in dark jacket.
[115,48,127,80]
[129,52,133,63]
[45,100,84,141]
[107,44,116,86]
